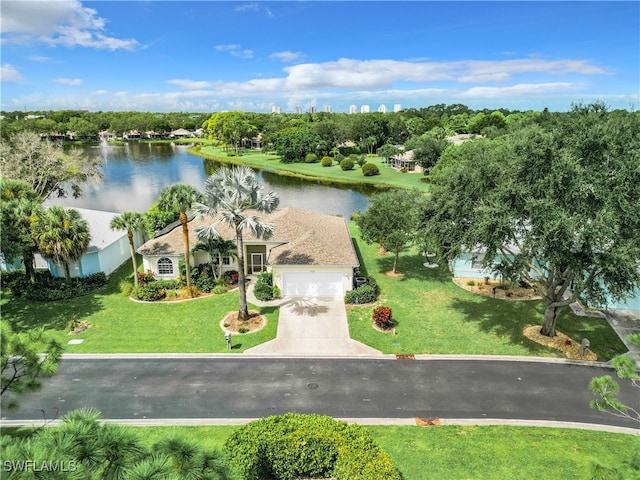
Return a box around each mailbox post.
[225,332,232,351]
[580,338,590,357]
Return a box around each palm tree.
[110,211,145,287]
[193,166,279,321]
[32,205,90,281]
[157,184,203,296]
[192,237,237,281]
[1,179,42,283]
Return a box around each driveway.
[245,297,381,356]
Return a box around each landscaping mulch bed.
[523,326,598,361]
[220,310,266,334]
[453,278,540,300]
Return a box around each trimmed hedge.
[344,283,378,304]
[362,162,380,176]
[321,156,333,167]
[223,413,401,480]
[340,158,355,170]
[6,270,108,301]
[253,271,275,301]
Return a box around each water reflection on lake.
[52,143,371,218]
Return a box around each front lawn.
[192,146,431,192]
[347,223,628,360]
[0,262,279,353]
[12,424,630,480]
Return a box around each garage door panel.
[282,271,343,298]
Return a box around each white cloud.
[459,82,578,98]
[0,64,23,82]
[167,79,215,90]
[270,51,305,63]
[1,0,140,51]
[214,44,253,59]
[28,55,54,63]
[234,3,273,17]
[53,77,82,86]
[94,89,109,95]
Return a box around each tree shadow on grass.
[2,291,105,333]
[447,296,557,356]
[374,253,451,284]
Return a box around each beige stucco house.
[136,207,359,298]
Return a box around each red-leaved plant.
[372,305,394,330]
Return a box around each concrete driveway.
[245,297,381,356]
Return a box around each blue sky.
[1,1,638,113]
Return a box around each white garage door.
[282,271,344,298]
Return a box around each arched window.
[157,257,174,275]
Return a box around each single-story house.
[169,128,193,138]
[451,249,640,313]
[123,130,141,140]
[389,150,422,172]
[47,208,146,279]
[136,207,359,298]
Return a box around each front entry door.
[250,253,264,274]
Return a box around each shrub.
[466,280,476,286]
[334,153,345,163]
[223,413,400,480]
[7,271,108,301]
[212,284,228,295]
[372,305,394,330]
[253,271,275,301]
[340,158,355,171]
[344,283,377,304]
[305,153,319,163]
[321,156,333,167]
[362,162,380,176]
[133,279,181,301]
[119,280,134,297]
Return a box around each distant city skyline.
[1,1,638,113]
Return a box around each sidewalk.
[571,301,640,368]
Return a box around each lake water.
[52,143,371,218]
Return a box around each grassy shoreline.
[189,145,431,192]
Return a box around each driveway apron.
[245,297,381,356]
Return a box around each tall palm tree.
[110,211,145,288]
[32,205,90,281]
[193,166,279,321]
[157,184,203,296]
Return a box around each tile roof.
[137,207,359,267]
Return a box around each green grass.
[6,424,631,480]
[0,261,278,353]
[192,145,431,193]
[347,223,628,360]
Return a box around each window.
[157,257,174,275]
[471,255,485,270]
[223,256,231,265]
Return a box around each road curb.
[2,417,637,435]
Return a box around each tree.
[376,144,401,166]
[32,206,91,281]
[157,184,204,296]
[1,324,64,409]
[590,333,640,424]
[405,134,449,173]
[356,189,425,274]
[0,131,102,200]
[1,408,237,479]
[0,179,42,282]
[423,105,640,337]
[193,166,279,321]
[205,110,256,155]
[271,124,321,163]
[110,211,145,288]
[192,237,237,281]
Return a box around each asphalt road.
[2,356,638,430]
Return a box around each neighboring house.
[123,130,141,140]
[389,149,421,172]
[451,250,640,313]
[241,133,262,149]
[137,207,360,298]
[99,131,116,141]
[169,128,193,138]
[46,208,146,279]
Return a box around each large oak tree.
[423,104,640,337]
